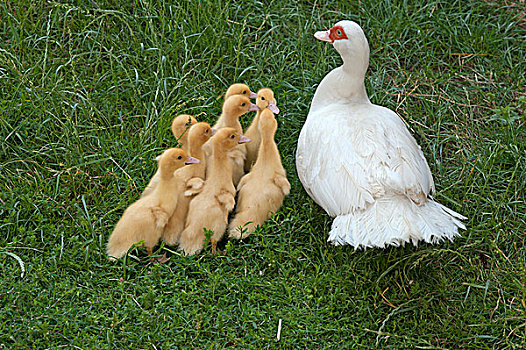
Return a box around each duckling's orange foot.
[145,248,170,263]
[149,253,170,264]
[210,240,225,255]
[155,253,170,264]
[211,247,225,255]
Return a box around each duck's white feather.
[296,20,465,248]
[298,102,435,216]
[328,194,465,248]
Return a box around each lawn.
[1,0,525,348]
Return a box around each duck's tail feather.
[328,195,465,248]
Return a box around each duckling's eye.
[205,129,209,133]
[177,156,182,160]
[242,90,247,94]
[261,97,265,101]
[230,135,235,139]
[241,103,246,106]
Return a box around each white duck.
[296,20,466,248]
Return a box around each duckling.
[141,114,197,198]
[162,122,215,245]
[179,128,251,256]
[107,148,199,260]
[213,95,259,131]
[229,109,290,239]
[210,95,259,185]
[223,83,257,100]
[171,114,198,152]
[244,88,280,172]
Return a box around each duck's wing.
[296,104,434,217]
[366,106,435,201]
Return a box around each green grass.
[1,0,525,348]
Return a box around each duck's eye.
[261,97,265,101]
[330,26,347,41]
[205,129,209,133]
[177,156,182,160]
[241,103,246,106]
[230,135,235,139]
[242,90,247,94]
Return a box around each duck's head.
[212,127,251,153]
[159,148,200,174]
[314,20,369,73]
[171,114,197,144]
[225,83,257,100]
[188,122,216,148]
[256,88,280,114]
[223,95,260,118]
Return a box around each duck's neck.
[207,149,233,188]
[159,166,174,182]
[310,59,370,112]
[217,113,243,133]
[245,110,261,135]
[189,141,203,159]
[189,142,206,177]
[341,59,369,101]
[156,169,182,212]
[254,130,282,171]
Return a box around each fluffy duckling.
[107,148,200,260]
[210,95,259,186]
[224,83,257,100]
[229,109,290,239]
[171,114,198,152]
[244,88,280,172]
[179,128,251,256]
[162,122,215,245]
[141,114,197,198]
[213,95,259,130]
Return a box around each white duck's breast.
[297,102,435,217]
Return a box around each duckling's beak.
[249,91,257,99]
[238,136,251,144]
[314,30,332,43]
[210,128,217,136]
[267,102,280,114]
[185,156,200,165]
[249,103,260,112]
